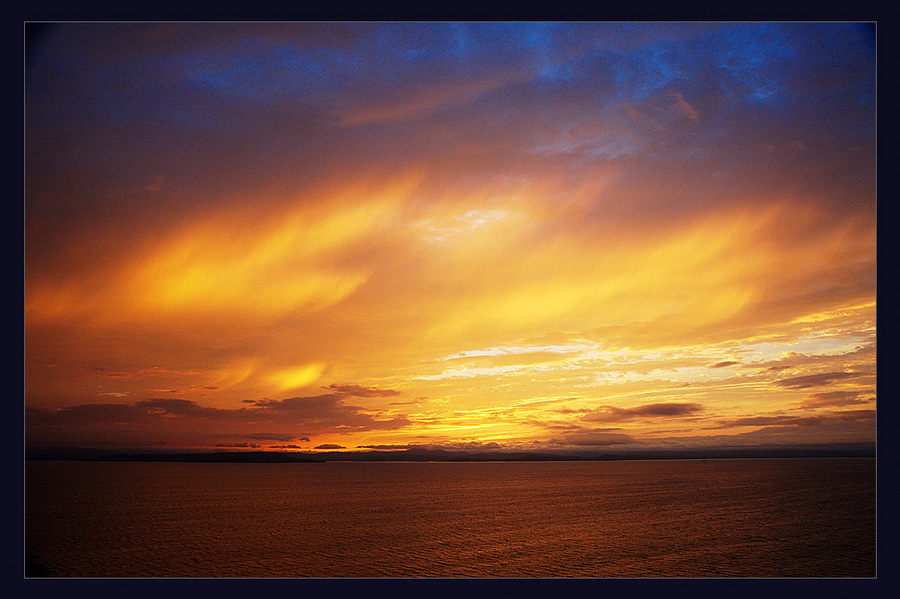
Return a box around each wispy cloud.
[583,402,704,423]
[797,391,874,408]
[715,410,875,429]
[773,371,864,389]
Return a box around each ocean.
[24,457,876,578]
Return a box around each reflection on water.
[25,458,876,577]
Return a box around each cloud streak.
[797,391,874,409]
[583,403,704,423]
[773,372,864,389]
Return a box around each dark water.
[24,458,876,578]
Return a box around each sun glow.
[267,363,328,391]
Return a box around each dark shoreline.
[25,445,876,464]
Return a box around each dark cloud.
[716,409,875,429]
[314,444,344,450]
[522,415,586,432]
[27,386,413,446]
[710,361,739,368]
[798,391,873,409]
[243,433,302,441]
[358,441,504,451]
[431,441,503,451]
[832,410,876,422]
[554,406,592,414]
[719,415,826,428]
[134,398,227,418]
[773,371,861,389]
[720,409,876,446]
[550,430,635,447]
[325,384,401,397]
[583,402,704,423]
[216,442,260,448]
[243,393,412,431]
[246,393,339,411]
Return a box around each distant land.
[24,444,876,463]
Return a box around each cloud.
[719,415,825,428]
[710,361,739,368]
[357,441,504,452]
[716,409,875,429]
[134,398,228,417]
[229,390,414,432]
[314,444,345,450]
[325,384,402,398]
[243,433,304,441]
[754,344,875,376]
[582,402,704,423]
[246,393,339,410]
[332,72,523,126]
[773,371,862,389]
[798,391,873,409]
[550,430,636,447]
[27,385,413,447]
[670,91,700,121]
[427,441,503,451]
[216,442,260,448]
[718,409,876,446]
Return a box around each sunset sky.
[24,22,876,453]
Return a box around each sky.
[24,22,877,454]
